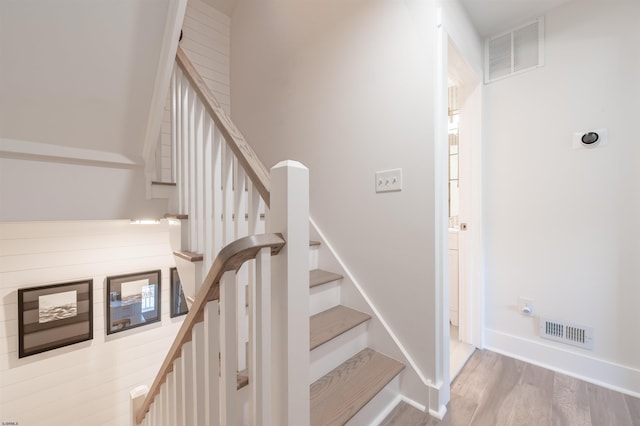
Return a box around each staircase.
[133,46,409,425]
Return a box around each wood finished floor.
[381,349,640,426]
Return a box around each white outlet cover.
[375,168,402,193]
[518,297,534,316]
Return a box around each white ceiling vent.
[485,17,544,84]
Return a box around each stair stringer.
[309,218,433,417]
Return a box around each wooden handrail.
[175,46,271,207]
[136,233,286,424]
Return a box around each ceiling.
[0,0,171,159]
[459,0,575,36]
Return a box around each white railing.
[132,47,310,425]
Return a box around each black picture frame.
[170,267,188,318]
[106,270,161,335]
[18,279,94,358]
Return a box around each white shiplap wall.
[157,0,231,182]
[0,220,182,426]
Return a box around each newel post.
[130,385,148,425]
[269,160,310,426]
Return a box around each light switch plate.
[375,168,402,193]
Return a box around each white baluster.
[158,386,165,426]
[170,68,177,184]
[269,161,310,426]
[212,126,224,257]
[220,270,238,425]
[166,371,176,426]
[235,165,249,371]
[187,85,197,253]
[181,341,195,425]
[204,301,221,426]
[195,99,205,256]
[222,143,234,246]
[180,73,190,220]
[203,115,214,273]
[192,321,206,425]
[174,357,185,426]
[174,68,184,214]
[250,247,272,426]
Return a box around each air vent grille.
[485,17,544,83]
[540,317,594,350]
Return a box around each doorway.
[446,38,483,381]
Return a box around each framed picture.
[106,270,161,335]
[170,267,188,318]
[18,279,93,358]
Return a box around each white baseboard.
[485,328,640,398]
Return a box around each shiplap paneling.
[0,220,182,426]
[157,0,230,182]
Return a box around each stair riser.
[346,375,401,426]
[309,245,319,270]
[310,322,368,383]
[309,281,340,316]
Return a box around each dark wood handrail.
[136,233,286,424]
[175,46,271,207]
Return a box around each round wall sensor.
[581,132,599,145]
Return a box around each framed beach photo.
[18,280,94,358]
[170,267,188,318]
[106,270,161,335]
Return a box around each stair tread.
[164,213,188,220]
[310,348,405,426]
[173,250,203,262]
[310,305,371,350]
[151,181,176,186]
[309,240,321,246]
[310,269,343,288]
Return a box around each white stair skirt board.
[310,322,369,383]
[309,280,341,317]
[485,328,640,398]
[346,375,401,426]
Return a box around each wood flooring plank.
[440,393,479,426]
[551,372,591,426]
[310,305,370,350]
[380,401,431,426]
[310,348,404,426]
[587,382,633,426]
[624,394,640,426]
[507,363,553,426]
[309,269,343,288]
[466,352,525,426]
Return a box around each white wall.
[0,156,167,222]
[231,0,438,383]
[0,220,181,425]
[484,0,640,394]
[156,0,231,182]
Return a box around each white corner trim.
[485,328,640,398]
[309,216,430,387]
[427,380,448,420]
[141,0,188,171]
[0,138,143,167]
